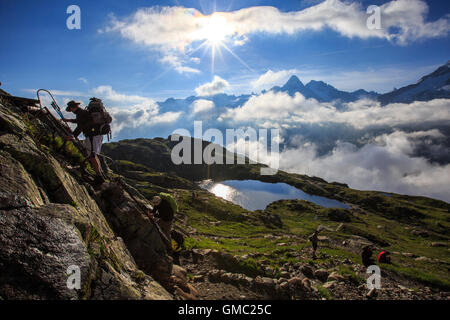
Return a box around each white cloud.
[251,69,299,91]
[219,90,450,129]
[109,106,181,134]
[90,85,156,108]
[195,76,230,96]
[87,85,183,134]
[159,55,201,74]
[28,85,182,135]
[191,99,214,113]
[101,1,449,74]
[239,130,450,202]
[78,77,88,84]
[104,1,450,51]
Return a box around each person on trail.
[148,193,177,244]
[63,100,105,184]
[361,245,375,267]
[378,250,391,264]
[309,230,319,259]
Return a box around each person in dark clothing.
[149,195,175,243]
[361,245,375,267]
[309,230,319,259]
[63,100,105,183]
[378,251,391,264]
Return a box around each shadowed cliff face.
[0,95,173,300]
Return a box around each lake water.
[199,179,350,211]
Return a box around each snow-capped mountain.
[156,63,450,113]
[378,61,450,105]
[270,75,378,103]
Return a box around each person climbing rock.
[309,230,319,259]
[63,100,107,184]
[378,250,391,264]
[149,193,177,244]
[361,245,375,267]
[171,229,185,265]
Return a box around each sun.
[191,12,253,74]
[199,13,230,46]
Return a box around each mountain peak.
[284,75,304,88]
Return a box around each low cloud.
[30,85,182,137]
[241,130,450,202]
[219,90,450,129]
[191,99,214,113]
[251,69,299,91]
[195,76,230,96]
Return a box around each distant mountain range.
[378,61,450,105]
[269,75,379,102]
[157,61,450,111]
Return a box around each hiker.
[378,250,391,264]
[361,245,375,267]
[148,193,177,244]
[171,229,185,265]
[63,99,111,184]
[309,230,319,259]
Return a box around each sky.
[0,0,449,100]
[1,0,450,201]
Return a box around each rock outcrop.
[0,95,174,299]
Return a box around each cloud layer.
[195,76,230,96]
[102,0,450,72]
[219,90,450,129]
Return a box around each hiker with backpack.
[378,250,391,264]
[148,193,178,245]
[63,98,112,184]
[361,245,375,267]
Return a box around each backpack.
[159,192,178,214]
[86,97,113,140]
[171,230,184,252]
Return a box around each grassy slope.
[102,137,450,290]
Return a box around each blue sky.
[1,0,449,101]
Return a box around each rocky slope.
[1,91,449,300]
[102,137,450,300]
[0,94,196,300]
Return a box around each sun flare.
[199,14,230,46]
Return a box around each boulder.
[322,281,336,289]
[300,265,314,278]
[327,271,345,282]
[301,278,311,291]
[314,269,329,282]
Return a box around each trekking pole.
[36,89,88,157]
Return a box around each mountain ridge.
[156,61,449,113]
